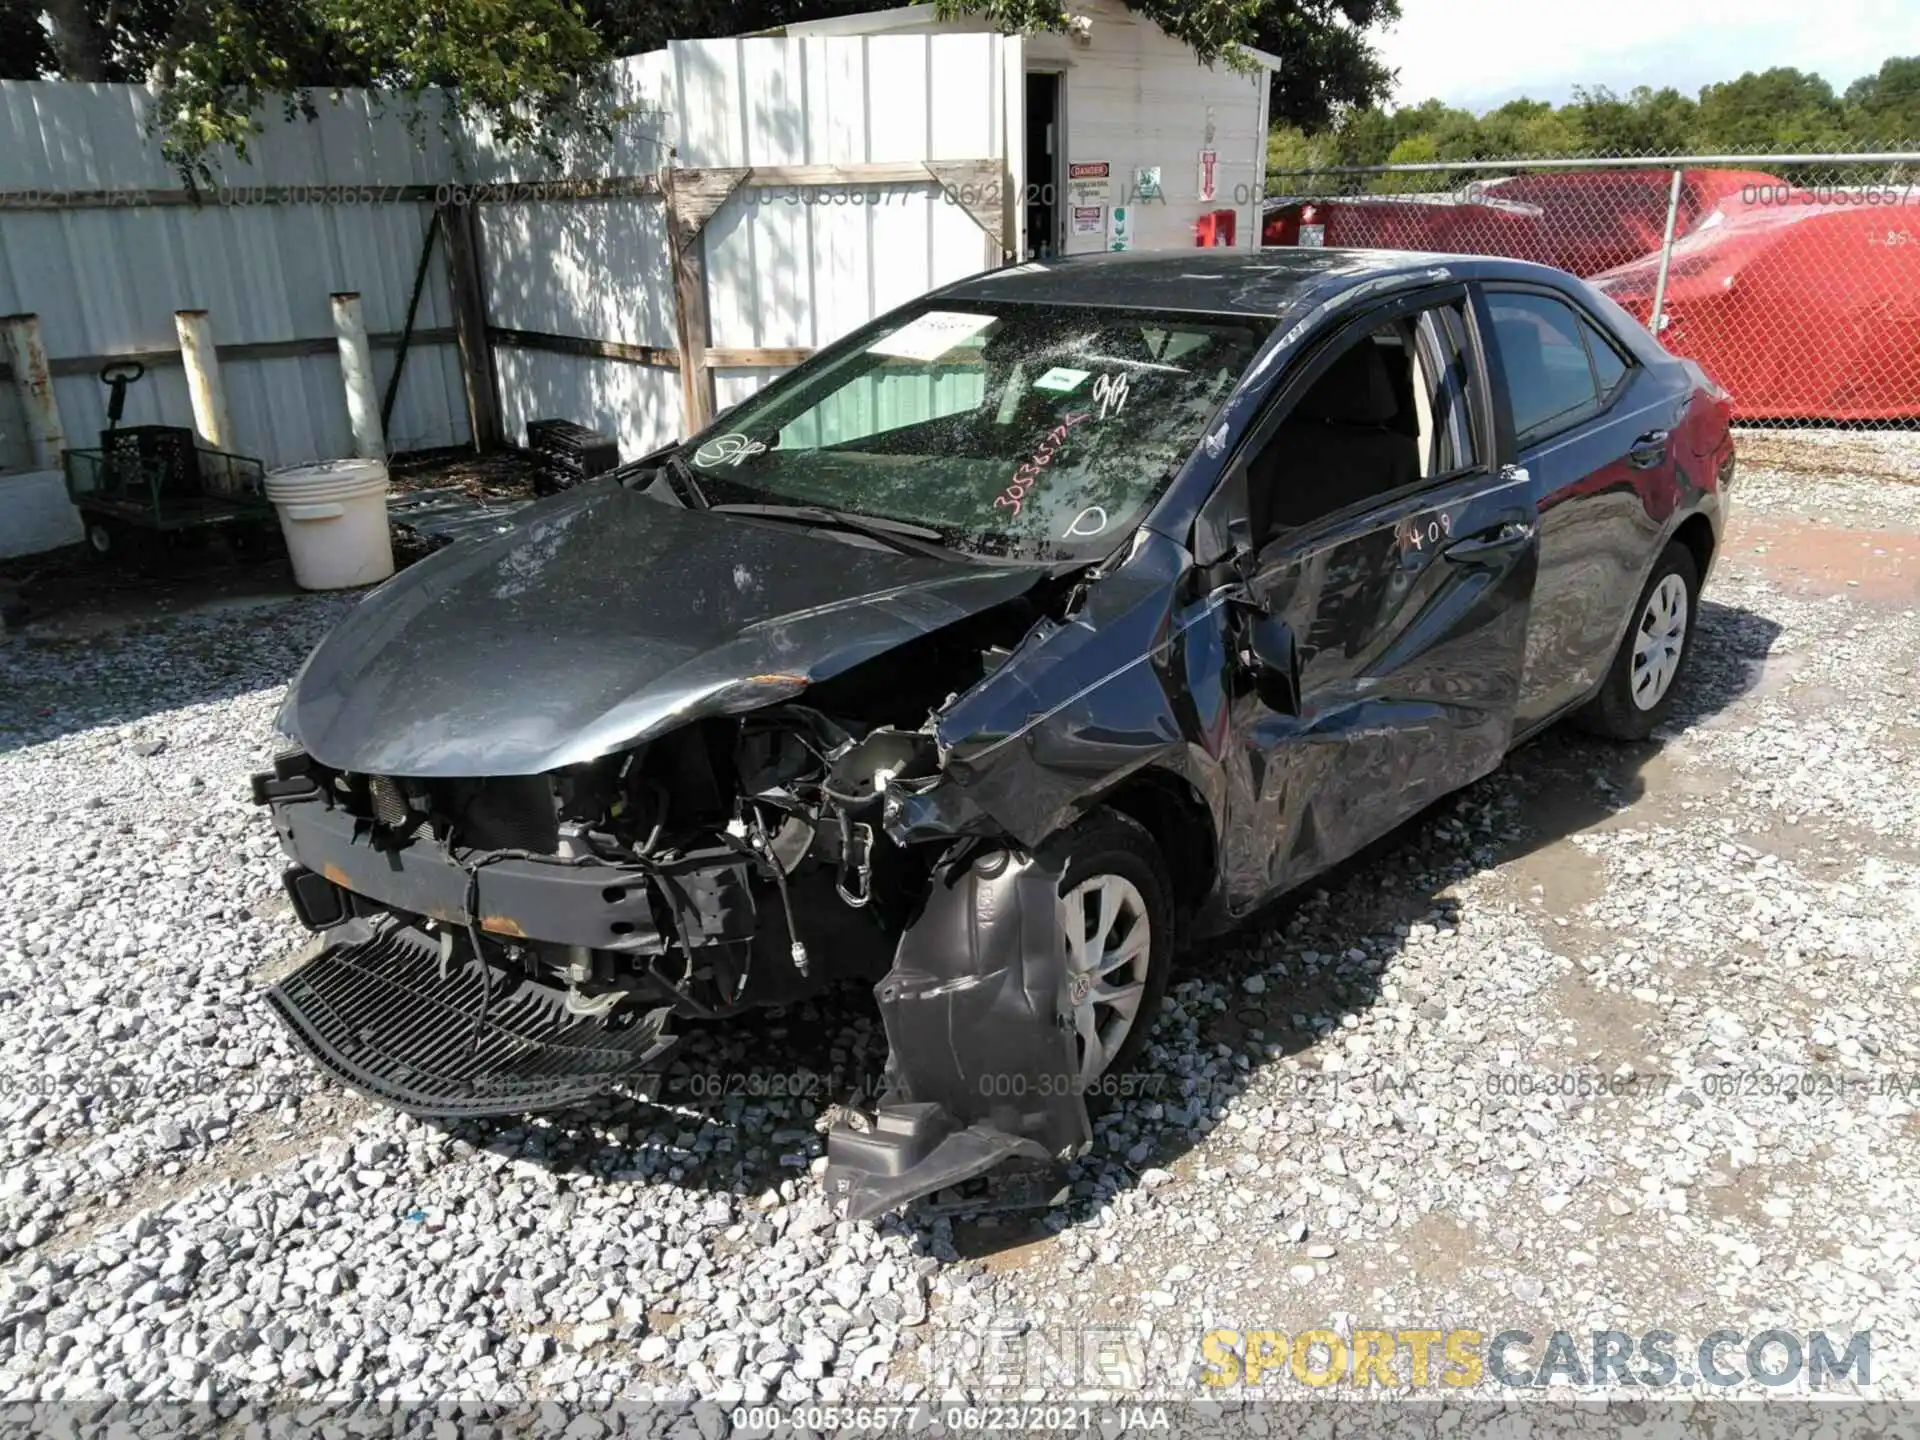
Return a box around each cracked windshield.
[681,303,1269,561]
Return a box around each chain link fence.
[1263,151,1920,427]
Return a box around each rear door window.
[1488,293,1601,445]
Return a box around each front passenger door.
[1216,291,1540,914]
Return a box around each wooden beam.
[484,332,815,373]
[741,162,940,188]
[664,159,1006,242]
[926,159,1009,256]
[666,167,749,434]
[668,167,751,239]
[0,184,440,213]
[702,346,815,369]
[0,328,457,383]
[0,162,1007,214]
[489,326,679,369]
[457,176,666,202]
[0,176,667,213]
[438,201,503,451]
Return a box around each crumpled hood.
[281,482,1044,777]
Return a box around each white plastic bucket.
[264,458,395,590]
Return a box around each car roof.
[936,247,1579,319]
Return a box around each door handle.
[1627,430,1669,469]
[1442,520,1534,563]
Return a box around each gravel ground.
[0,436,1916,1418]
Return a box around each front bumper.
[256,768,1100,1214]
[268,919,676,1117]
[256,777,751,1116]
[264,784,756,954]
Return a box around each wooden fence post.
[439,199,503,451]
[664,164,748,436]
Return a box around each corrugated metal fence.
[0,32,1010,493]
[478,35,1008,460]
[0,82,471,474]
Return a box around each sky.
[1373,0,1911,113]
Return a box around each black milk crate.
[527,418,620,496]
[99,424,199,496]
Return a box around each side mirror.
[1236,607,1301,715]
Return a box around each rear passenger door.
[1216,287,1541,913]
[1481,286,1686,727]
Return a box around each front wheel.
[1041,811,1174,1090]
[1575,540,1700,741]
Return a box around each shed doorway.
[1024,71,1062,258]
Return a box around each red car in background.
[1264,169,1920,420]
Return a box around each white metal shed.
[772,0,1279,259]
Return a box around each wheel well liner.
[1672,512,1716,584]
[1090,770,1216,922]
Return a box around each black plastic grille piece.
[265,922,675,1118]
[367,775,411,830]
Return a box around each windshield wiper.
[659,452,711,509]
[708,503,979,563]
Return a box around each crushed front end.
[253,706,940,1118]
[247,483,1219,1215]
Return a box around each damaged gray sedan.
[255,248,1733,1218]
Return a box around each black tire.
[84,518,120,563]
[85,517,161,570]
[1575,540,1700,741]
[1038,809,1175,1088]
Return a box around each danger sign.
[1067,162,1112,205]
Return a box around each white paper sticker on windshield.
[867,311,997,362]
[1033,366,1090,394]
[692,433,767,468]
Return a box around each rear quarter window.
[1582,317,1629,396]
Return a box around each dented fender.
[907,528,1235,857]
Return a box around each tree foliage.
[31,0,611,176]
[1271,59,1920,183]
[1842,57,1920,147]
[22,0,1401,176]
[0,0,54,79]
[930,0,1398,133]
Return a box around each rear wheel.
[1042,811,1174,1089]
[1575,540,1700,741]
